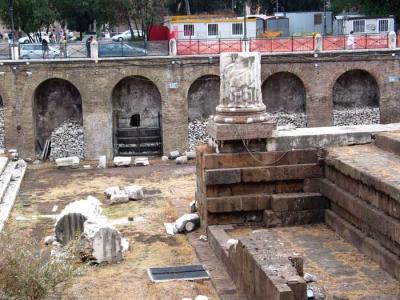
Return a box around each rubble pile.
[0,108,4,149]
[270,112,307,128]
[188,119,209,150]
[333,107,380,126]
[49,120,84,160]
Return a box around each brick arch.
[329,68,383,98]
[109,73,165,105]
[187,74,220,121]
[32,78,83,153]
[111,75,162,128]
[262,71,307,114]
[183,68,220,99]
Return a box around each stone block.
[104,186,120,198]
[124,185,144,200]
[206,194,271,213]
[108,191,130,205]
[204,169,241,185]
[98,155,107,169]
[113,156,131,167]
[263,209,325,228]
[270,193,329,212]
[207,120,276,141]
[55,156,80,167]
[134,157,149,166]
[176,156,188,165]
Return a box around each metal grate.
[147,265,210,283]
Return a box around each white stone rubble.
[333,107,380,126]
[113,156,131,167]
[169,150,181,159]
[104,186,120,198]
[124,185,144,200]
[188,119,209,151]
[109,191,130,205]
[49,120,84,160]
[270,112,307,128]
[174,213,200,233]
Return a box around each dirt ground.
[7,159,218,300]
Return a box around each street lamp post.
[8,0,15,45]
[323,0,327,35]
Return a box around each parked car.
[99,43,146,57]
[112,30,143,41]
[19,32,50,44]
[20,44,60,59]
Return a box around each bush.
[0,231,81,300]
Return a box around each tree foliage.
[0,0,56,34]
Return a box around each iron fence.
[177,39,242,55]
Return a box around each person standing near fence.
[60,36,67,58]
[347,31,355,50]
[86,36,92,57]
[42,39,49,58]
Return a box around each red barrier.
[293,37,314,51]
[323,36,345,50]
[177,39,241,55]
[178,34,392,55]
[366,34,388,49]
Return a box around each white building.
[334,15,396,35]
[274,11,333,36]
[164,15,266,40]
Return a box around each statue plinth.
[208,52,276,152]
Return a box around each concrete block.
[98,155,107,168]
[113,156,131,167]
[55,156,80,167]
[134,157,149,166]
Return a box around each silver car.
[20,44,60,59]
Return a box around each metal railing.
[0,34,396,60]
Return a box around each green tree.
[51,0,114,39]
[0,0,55,37]
[330,0,400,21]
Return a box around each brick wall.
[0,50,398,159]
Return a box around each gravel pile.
[188,119,209,150]
[333,107,380,126]
[270,112,307,128]
[49,120,84,160]
[0,108,4,149]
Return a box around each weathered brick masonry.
[0,49,399,159]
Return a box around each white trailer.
[334,15,396,35]
[275,11,333,36]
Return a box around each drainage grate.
[147,264,210,283]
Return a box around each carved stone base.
[207,119,276,141]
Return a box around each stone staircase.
[321,133,400,281]
[0,156,27,232]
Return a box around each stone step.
[320,178,400,255]
[270,192,329,212]
[0,160,28,232]
[325,164,400,219]
[325,145,400,207]
[325,209,400,281]
[0,157,8,176]
[374,131,400,156]
[263,209,325,228]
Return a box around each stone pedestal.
[208,52,276,152]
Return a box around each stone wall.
[0,50,398,159]
[188,75,220,121]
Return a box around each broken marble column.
[80,218,123,264]
[124,185,144,200]
[207,52,276,152]
[55,196,102,245]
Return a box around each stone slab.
[325,209,400,281]
[270,192,329,212]
[374,131,400,156]
[263,209,325,228]
[204,169,242,185]
[208,120,276,141]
